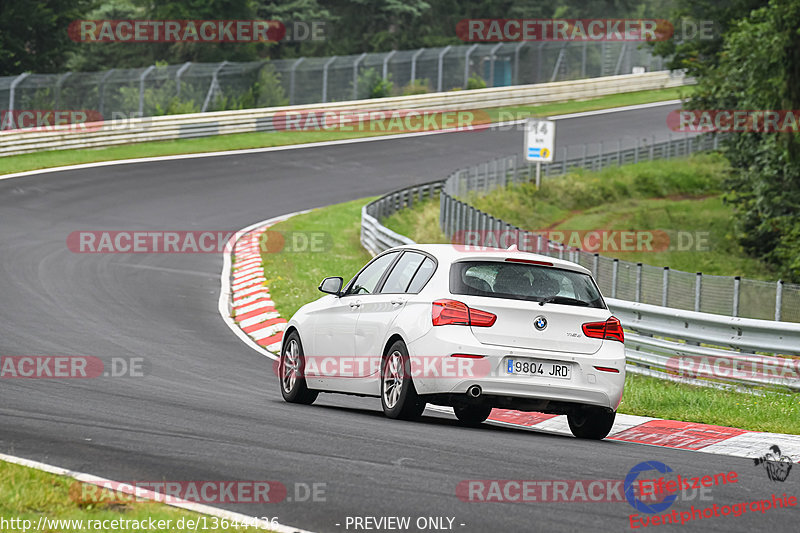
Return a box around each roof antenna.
[507,244,519,251]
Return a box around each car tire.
[454,405,493,427]
[567,406,616,440]
[279,331,318,405]
[380,340,426,420]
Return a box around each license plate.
[507,359,571,380]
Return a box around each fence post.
[98,69,115,118]
[55,71,72,109]
[289,57,305,105]
[635,263,642,303]
[175,61,191,97]
[617,138,622,165]
[694,272,702,312]
[513,42,527,85]
[776,280,784,321]
[650,135,655,160]
[7,72,30,120]
[598,142,604,170]
[464,44,479,88]
[437,45,452,92]
[612,259,619,298]
[592,253,599,279]
[488,43,503,87]
[662,267,669,307]
[139,65,156,116]
[667,132,672,159]
[352,52,367,99]
[321,56,337,103]
[410,48,425,84]
[581,41,587,78]
[382,50,396,81]
[733,276,740,317]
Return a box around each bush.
[466,74,487,90]
[402,79,429,95]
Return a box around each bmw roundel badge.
[534,315,548,331]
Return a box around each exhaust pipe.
[467,385,482,398]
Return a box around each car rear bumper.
[406,325,625,410]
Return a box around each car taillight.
[581,316,624,343]
[432,299,497,327]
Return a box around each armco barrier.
[360,146,800,390]
[0,71,688,156]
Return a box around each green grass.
[0,86,691,177]
[619,373,800,434]
[383,153,781,280]
[257,198,373,319]
[0,460,269,532]
[259,198,799,434]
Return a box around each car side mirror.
[318,276,343,296]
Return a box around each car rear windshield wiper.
[538,295,590,307]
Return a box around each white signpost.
[524,118,556,188]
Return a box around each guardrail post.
[437,45,452,92]
[592,253,599,278]
[776,280,784,321]
[617,139,622,166]
[634,139,639,164]
[321,56,337,103]
[410,48,425,84]
[611,259,619,298]
[352,52,367,99]
[464,44,479,88]
[694,272,702,312]
[175,61,191,97]
[635,263,643,302]
[139,65,156,116]
[650,135,655,160]
[733,276,741,317]
[662,267,669,307]
[581,144,587,169]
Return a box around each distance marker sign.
[525,118,556,162]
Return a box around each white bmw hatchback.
[279,244,625,439]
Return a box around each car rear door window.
[406,257,436,293]
[380,252,426,294]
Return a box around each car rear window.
[449,261,605,309]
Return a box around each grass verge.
[1,86,691,177]
[259,198,800,434]
[0,460,268,532]
[383,153,780,280]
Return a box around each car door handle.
[349,301,361,308]
[390,299,406,306]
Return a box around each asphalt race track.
[2,102,795,532]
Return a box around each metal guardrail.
[0,71,688,156]
[360,136,800,390]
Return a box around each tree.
[0,0,94,75]
[691,0,800,279]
